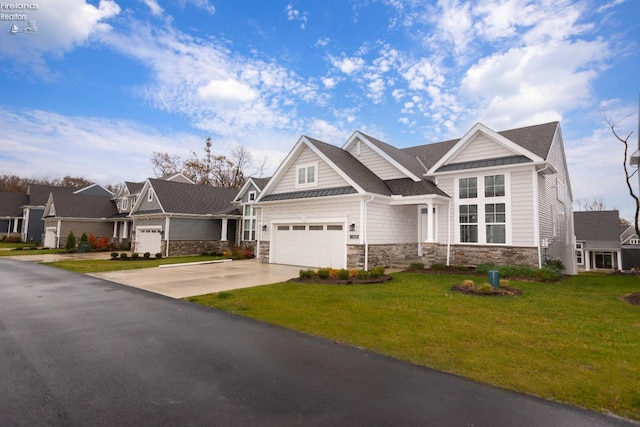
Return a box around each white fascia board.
[233,178,256,203]
[255,137,307,202]
[427,123,545,174]
[257,136,365,201]
[428,161,547,178]
[42,193,55,217]
[345,131,421,181]
[387,194,451,206]
[303,137,365,193]
[129,180,166,214]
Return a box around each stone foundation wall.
[347,243,419,269]
[258,241,270,263]
[167,240,233,257]
[423,244,539,268]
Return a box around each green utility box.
[488,270,500,287]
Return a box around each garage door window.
[292,225,305,231]
[309,225,323,231]
[277,225,289,231]
[327,225,343,231]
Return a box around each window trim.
[455,173,510,245]
[147,189,153,203]
[295,162,318,189]
[576,242,584,265]
[248,191,256,202]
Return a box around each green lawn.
[0,248,64,256]
[45,255,227,273]
[0,242,38,249]
[187,272,640,421]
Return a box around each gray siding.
[241,182,260,203]
[169,218,221,240]
[136,187,162,213]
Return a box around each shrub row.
[299,266,386,280]
[110,252,162,260]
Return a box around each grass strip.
[45,255,226,273]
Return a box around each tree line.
[1,140,263,193]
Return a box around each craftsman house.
[252,122,577,274]
[129,177,241,256]
[574,210,621,271]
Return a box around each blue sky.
[0,0,639,219]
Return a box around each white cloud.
[180,0,216,14]
[460,40,610,128]
[308,119,347,144]
[315,37,330,47]
[197,79,259,102]
[0,0,120,66]
[285,4,308,29]
[321,77,337,89]
[330,56,365,75]
[141,0,163,16]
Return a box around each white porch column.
[426,201,434,243]
[221,218,228,241]
[12,218,19,233]
[123,221,129,239]
[113,222,118,238]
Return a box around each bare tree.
[575,197,608,211]
[604,111,639,237]
[151,152,180,178]
[151,139,252,189]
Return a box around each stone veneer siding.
[347,243,419,269]
[166,240,233,257]
[258,241,270,263]
[422,243,539,268]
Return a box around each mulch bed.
[288,275,393,285]
[623,292,640,306]
[451,284,523,297]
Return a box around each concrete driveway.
[90,259,301,298]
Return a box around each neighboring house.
[0,192,28,238]
[42,192,119,248]
[620,223,640,270]
[574,210,621,271]
[111,181,144,246]
[129,178,241,256]
[233,177,271,249]
[20,184,75,242]
[255,121,577,273]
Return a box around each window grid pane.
[459,177,477,199]
[485,174,505,197]
[307,166,315,183]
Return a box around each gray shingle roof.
[261,186,357,202]
[403,122,559,169]
[148,179,240,215]
[384,179,449,197]
[436,155,532,172]
[0,192,29,216]
[125,181,144,195]
[574,210,621,249]
[48,193,118,218]
[305,136,392,195]
[357,132,427,177]
[27,184,75,206]
[251,177,271,190]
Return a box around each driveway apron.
[0,259,634,426]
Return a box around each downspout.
[363,196,374,271]
[446,199,452,266]
[534,165,549,268]
[165,216,171,258]
[56,218,61,248]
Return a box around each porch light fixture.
[349,223,356,232]
[262,224,268,231]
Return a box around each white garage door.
[44,227,57,248]
[271,223,346,268]
[136,227,161,254]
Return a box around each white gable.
[448,133,516,164]
[269,145,350,194]
[345,136,407,180]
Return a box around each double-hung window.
[457,173,508,244]
[459,204,478,243]
[295,163,318,188]
[485,203,506,243]
[242,204,257,241]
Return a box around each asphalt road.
[0,258,635,426]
